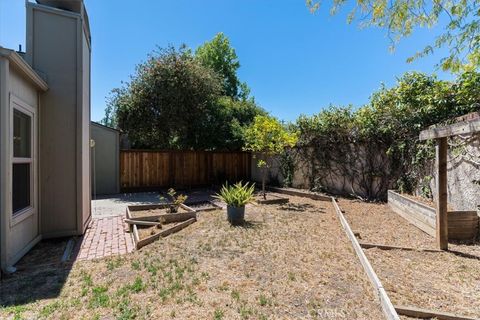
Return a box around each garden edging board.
[266,186,331,201]
[388,190,479,240]
[331,197,400,320]
[388,190,436,236]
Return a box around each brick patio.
[77,216,134,260]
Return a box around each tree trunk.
[262,168,267,200]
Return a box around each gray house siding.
[91,122,120,195]
[26,2,91,238]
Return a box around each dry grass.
[339,199,480,318]
[0,196,383,320]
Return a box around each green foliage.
[214,182,255,207]
[203,96,266,150]
[104,39,264,150]
[307,0,480,72]
[244,115,298,195]
[295,71,480,199]
[165,188,188,213]
[279,151,295,187]
[243,115,298,156]
[112,45,221,149]
[196,33,249,99]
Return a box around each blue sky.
[1,0,451,122]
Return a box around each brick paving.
[77,216,134,261]
[77,190,217,261]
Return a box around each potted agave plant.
[215,182,255,225]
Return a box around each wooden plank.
[359,242,442,253]
[127,204,196,223]
[389,199,436,237]
[419,118,480,140]
[124,219,161,226]
[437,137,449,250]
[267,186,331,201]
[136,218,196,249]
[331,198,400,320]
[394,305,478,320]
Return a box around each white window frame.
[10,94,36,226]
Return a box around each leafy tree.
[106,44,264,150]
[196,33,250,99]
[203,97,266,150]
[113,45,223,149]
[243,115,298,198]
[306,0,480,72]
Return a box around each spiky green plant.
[214,182,255,207]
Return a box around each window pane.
[13,163,30,214]
[13,109,31,158]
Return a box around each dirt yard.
[339,199,480,318]
[0,196,383,320]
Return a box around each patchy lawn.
[340,199,480,318]
[0,196,383,320]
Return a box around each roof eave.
[0,48,49,92]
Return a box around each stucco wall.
[424,137,480,211]
[252,146,392,199]
[91,123,120,195]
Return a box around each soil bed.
[137,223,168,239]
[1,196,384,319]
[339,199,480,318]
[129,206,191,219]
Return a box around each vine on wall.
[290,71,480,200]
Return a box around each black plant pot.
[226,205,245,225]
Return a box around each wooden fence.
[120,150,251,190]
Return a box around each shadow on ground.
[0,238,77,306]
[280,202,322,213]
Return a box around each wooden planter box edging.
[387,190,479,241]
[126,203,196,222]
[133,218,197,250]
[126,203,198,250]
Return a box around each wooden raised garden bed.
[254,193,289,205]
[126,204,197,249]
[388,190,479,241]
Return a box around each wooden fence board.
[120,150,251,190]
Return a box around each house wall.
[0,60,42,268]
[26,2,91,238]
[80,25,91,231]
[91,123,120,195]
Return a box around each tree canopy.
[196,33,248,99]
[103,36,264,150]
[307,0,480,72]
[113,46,222,149]
[244,115,298,195]
[244,115,298,156]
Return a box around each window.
[11,104,34,217]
